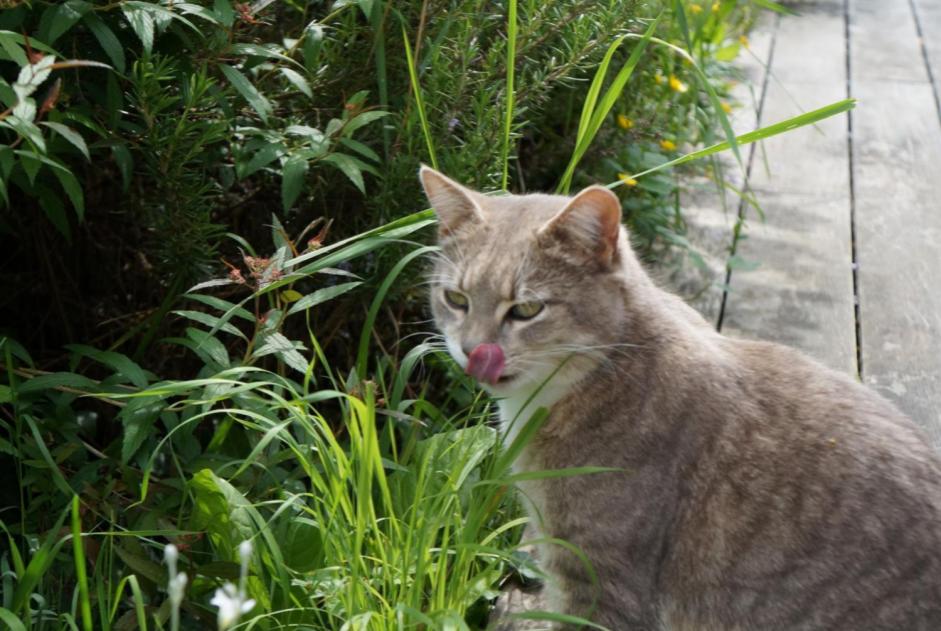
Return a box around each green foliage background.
[0,0,837,629]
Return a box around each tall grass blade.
[501,0,518,190]
[557,13,663,193]
[402,25,438,169]
[70,496,93,631]
[611,99,856,187]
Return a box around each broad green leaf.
[190,469,254,558]
[66,344,150,388]
[41,122,89,160]
[281,155,308,210]
[84,12,125,73]
[220,64,272,123]
[287,281,362,315]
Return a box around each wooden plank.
[668,13,777,325]
[852,0,929,83]
[851,0,941,446]
[913,0,941,96]
[720,2,857,376]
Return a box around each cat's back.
[665,335,941,630]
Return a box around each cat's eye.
[443,289,469,310]
[509,301,544,320]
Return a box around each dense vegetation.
[0,1,851,629]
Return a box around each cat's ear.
[538,185,622,266]
[419,165,485,237]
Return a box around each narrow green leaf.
[12,503,70,615]
[339,137,380,163]
[71,496,93,631]
[41,122,90,160]
[84,13,125,74]
[220,64,272,123]
[401,26,437,168]
[47,1,92,45]
[118,396,164,463]
[615,99,856,185]
[52,167,85,219]
[0,608,26,631]
[122,5,154,53]
[214,0,235,27]
[287,281,362,316]
[281,155,308,211]
[173,310,247,340]
[279,67,312,98]
[322,153,366,193]
[303,22,324,72]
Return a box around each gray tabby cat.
[420,166,941,630]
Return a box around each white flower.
[164,543,179,567]
[168,572,188,606]
[211,583,255,630]
[238,539,253,563]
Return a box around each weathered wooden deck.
[679,0,941,449]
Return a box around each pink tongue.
[466,343,505,385]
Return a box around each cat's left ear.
[538,185,622,266]
[419,165,485,238]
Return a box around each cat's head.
[420,166,635,399]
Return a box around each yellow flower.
[720,101,733,114]
[690,3,703,13]
[669,74,688,93]
[618,173,638,187]
[654,71,666,85]
[739,34,749,48]
[660,139,677,151]
[616,114,634,130]
[712,2,720,11]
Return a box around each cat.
[420,165,941,631]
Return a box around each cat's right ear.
[419,165,485,237]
